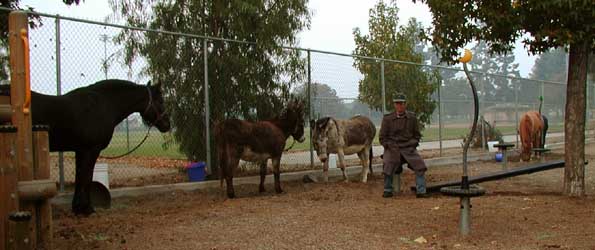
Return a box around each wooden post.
[1,126,19,250]
[9,11,35,250]
[32,125,52,250]
[7,212,32,250]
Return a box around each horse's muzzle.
[297,135,306,143]
[156,118,171,132]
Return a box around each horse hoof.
[73,206,95,216]
[275,189,283,194]
[259,187,266,193]
[227,193,236,199]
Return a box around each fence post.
[203,38,212,175]
[307,50,314,168]
[480,76,486,151]
[54,15,65,192]
[438,79,443,156]
[515,80,519,147]
[381,60,386,114]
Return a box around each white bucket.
[328,154,337,169]
[487,141,499,152]
[93,163,110,189]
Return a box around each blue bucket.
[187,162,206,182]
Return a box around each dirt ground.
[51,144,595,250]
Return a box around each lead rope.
[284,137,297,152]
[100,126,152,159]
[100,86,155,159]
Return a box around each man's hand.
[398,139,419,148]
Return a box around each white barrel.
[93,163,110,189]
[328,154,337,169]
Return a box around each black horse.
[1,79,171,215]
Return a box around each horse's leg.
[259,161,267,193]
[358,149,369,183]
[223,144,239,198]
[322,154,329,183]
[72,149,101,216]
[272,157,283,194]
[337,149,348,182]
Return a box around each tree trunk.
[563,41,589,196]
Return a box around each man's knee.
[414,170,426,177]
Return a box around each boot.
[415,174,430,198]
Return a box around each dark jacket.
[379,111,426,175]
[379,111,421,148]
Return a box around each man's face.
[394,101,406,113]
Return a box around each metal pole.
[307,50,314,168]
[203,39,211,175]
[381,60,386,114]
[460,197,471,235]
[438,80,443,156]
[55,15,65,192]
[515,80,519,148]
[480,78,485,151]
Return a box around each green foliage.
[112,0,310,162]
[472,42,520,102]
[352,1,437,126]
[293,82,345,120]
[415,0,595,63]
[528,48,568,113]
[530,48,568,82]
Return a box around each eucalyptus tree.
[110,0,310,168]
[1,0,82,80]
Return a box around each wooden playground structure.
[1,11,57,250]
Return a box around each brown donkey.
[215,99,306,198]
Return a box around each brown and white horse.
[214,99,305,198]
[519,111,548,161]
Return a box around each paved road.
[279,132,565,166]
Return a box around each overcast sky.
[19,0,537,98]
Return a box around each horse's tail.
[368,120,376,175]
[541,115,549,146]
[213,121,226,189]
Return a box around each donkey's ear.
[147,80,152,86]
[316,117,330,129]
[310,119,316,130]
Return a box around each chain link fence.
[2,9,588,192]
